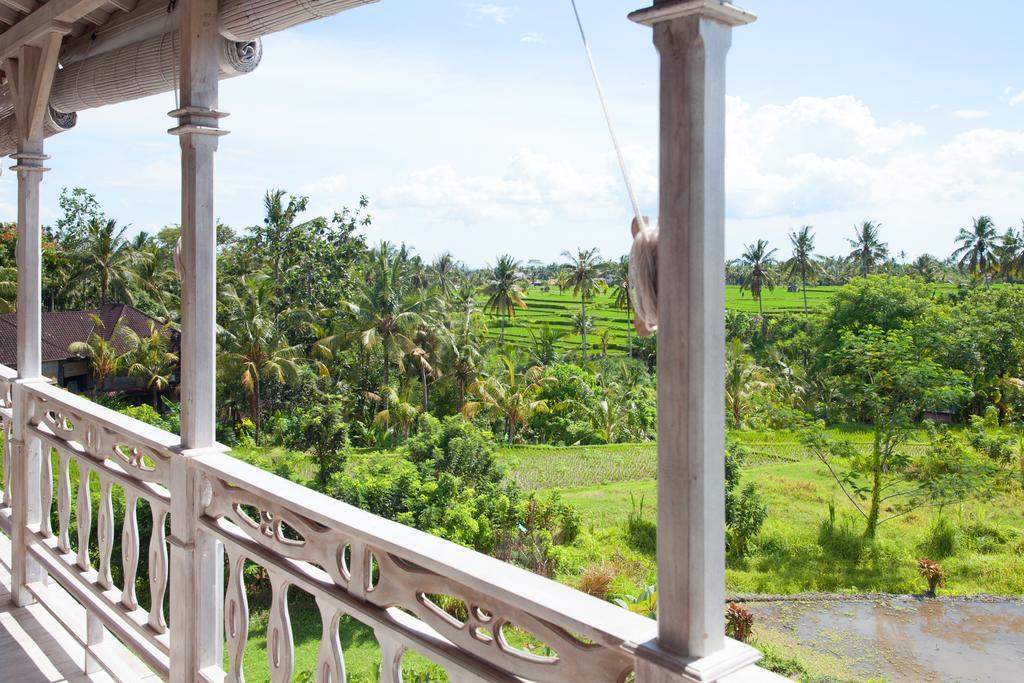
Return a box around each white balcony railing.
[0,364,770,682]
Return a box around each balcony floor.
[0,532,157,682]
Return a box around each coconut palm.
[611,256,634,356]
[373,387,421,440]
[432,252,461,301]
[781,226,820,313]
[952,216,999,285]
[526,323,567,367]
[482,255,527,351]
[739,239,778,327]
[69,218,138,305]
[340,243,424,397]
[219,274,308,445]
[724,339,771,427]
[124,322,179,408]
[463,356,552,443]
[561,247,605,361]
[68,314,136,398]
[912,254,945,284]
[995,226,1024,282]
[847,221,888,277]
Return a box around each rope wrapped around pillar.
[0,107,76,158]
[49,31,261,114]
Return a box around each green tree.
[286,399,349,487]
[464,357,552,443]
[482,255,527,351]
[124,322,179,408]
[739,239,778,329]
[611,256,634,355]
[68,314,135,397]
[810,327,970,538]
[781,226,820,313]
[561,247,605,361]
[70,218,138,305]
[341,243,424,398]
[724,339,771,428]
[219,274,309,445]
[847,221,888,277]
[952,215,998,285]
[432,252,461,301]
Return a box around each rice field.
[480,284,841,353]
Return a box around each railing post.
[627,0,755,677]
[167,0,226,678]
[6,31,64,608]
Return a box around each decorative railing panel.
[0,366,767,682]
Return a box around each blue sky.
[5,0,1023,266]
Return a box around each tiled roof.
[0,303,177,367]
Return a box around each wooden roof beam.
[0,6,23,25]
[0,0,113,61]
[0,0,39,15]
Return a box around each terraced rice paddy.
[481,285,841,353]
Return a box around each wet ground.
[747,596,1024,682]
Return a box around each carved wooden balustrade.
[0,367,764,682]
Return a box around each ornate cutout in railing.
[201,466,638,683]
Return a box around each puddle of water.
[752,597,1024,682]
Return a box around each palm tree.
[373,387,421,440]
[912,254,944,283]
[125,322,179,408]
[847,221,888,277]
[432,252,461,300]
[219,274,308,445]
[340,243,424,398]
[463,357,552,443]
[561,248,605,361]
[724,339,770,428]
[952,216,999,285]
[611,256,634,356]
[781,226,820,313]
[739,239,778,329]
[68,314,136,398]
[995,226,1024,283]
[257,190,310,282]
[70,218,138,305]
[482,255,527,351]
[526,323,567,367]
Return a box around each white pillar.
[167,0,226,678]
[6,32,64,608]
[629,0,754,661]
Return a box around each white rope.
[569,0,645,230]
[569,0,658,333]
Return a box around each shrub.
[959,518,1013,554]
[727,483,767,557]
[284,398,349,487]
[918,556,945,596]
[923,514,957,559]
[725,603,754,643]
[817,500,863,562]
[406,414,501,489]
[578,564,616,599]
[625,494,656,555]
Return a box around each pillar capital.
[629,0,756,27]
[9,151,50,174]
[167,106,230,137]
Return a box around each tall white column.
[629,0,754,662]
[168,0,225,678]
[7,32,65,608]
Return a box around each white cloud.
[520,32,544,44]
[1010,91,1024,107]
[380,149,618,226]
[468,3,514,23]
[952,109,991,120]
